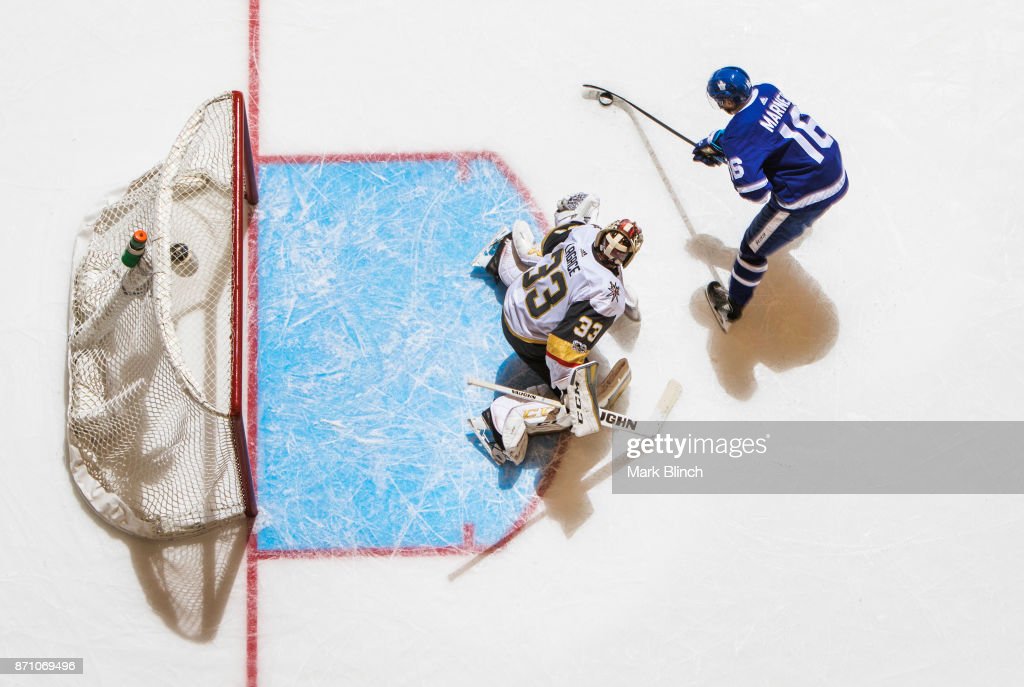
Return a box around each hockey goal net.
[66,91,258,539]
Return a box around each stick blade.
[581,84,615,106]
[654,379,682,420]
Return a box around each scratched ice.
[256,155,559,552]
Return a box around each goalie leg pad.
[511,219,543,262]
[468,415,515,466]
[597,358,631,408]
[489,395,569,465]
[498,414,528,465]
[473,221,543,287]
[520,404,571,435]
[495,240,523,288]
[496,220,543,287]
[495,396,571,435]
[564,361,601,437]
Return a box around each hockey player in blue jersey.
[692,66,848,332]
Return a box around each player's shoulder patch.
[606,280,622,303]
[588,276,626,318]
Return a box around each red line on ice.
[244,2,552,683]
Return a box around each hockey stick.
[448,378,682,580]
[466,377,643,434]
[584,83,726,289]
[582,84,699,147]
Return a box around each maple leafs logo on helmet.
[707,66,752,108]
[594,219,643,269]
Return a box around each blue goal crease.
[255,156,556,552]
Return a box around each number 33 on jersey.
[502,223,626,375]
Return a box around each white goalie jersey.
[502,223,626,383]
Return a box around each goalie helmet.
[554,192,600,229]
[707,66,752,111]
[594,219,643,269]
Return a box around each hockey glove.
[554,192,600,229]
[692,129,726,167]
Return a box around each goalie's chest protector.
[503,224,625,343]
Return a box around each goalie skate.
[471,228,511,274]
[468,411,514,466]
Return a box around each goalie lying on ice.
[470,193,643,465]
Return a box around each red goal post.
[66,91,258,539]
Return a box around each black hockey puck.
[598,92,614,106]
[170,242,190,263]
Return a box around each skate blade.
[467,417,510,465]
[704,285,731,333]
[471,228,510,268]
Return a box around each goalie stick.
[449,376,682,579]
[582,84,699,147]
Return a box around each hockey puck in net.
[170,243,190,264]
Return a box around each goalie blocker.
[565,360,601,437]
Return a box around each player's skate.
[468,408,515,466]
[705,280,739,333]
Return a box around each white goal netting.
[66,91,257,539]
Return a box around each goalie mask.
[594,219,643,269]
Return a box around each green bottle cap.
[121,229,148,267]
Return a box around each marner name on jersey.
[758,91,792,134]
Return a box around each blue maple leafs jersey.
[719,83,847,210]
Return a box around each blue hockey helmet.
[707,66,752,110]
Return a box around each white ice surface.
[2,0,1023,685]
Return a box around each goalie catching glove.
[553,192,600,229]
